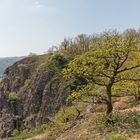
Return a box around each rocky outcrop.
[0,54,69,138]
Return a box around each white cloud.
[33,0,45,8]
[30,0,60,16]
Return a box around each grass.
[89,111,140,139]
[5,124,48,140]
[105,133,128,140]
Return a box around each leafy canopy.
[63,34,140,102]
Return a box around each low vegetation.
[5,125,48,140]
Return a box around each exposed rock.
[0,54,69,138]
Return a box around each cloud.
[29,0,60,17]
[33,0,45,9]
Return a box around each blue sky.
[0,0,140,57]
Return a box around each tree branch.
[92,80,107,86]
[118,64,140,73]
[100,72,111,79]
[118,52,129,69]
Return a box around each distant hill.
[0,57,24,77]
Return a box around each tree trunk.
[106,100,113,114]
[137,83,140,100]
[137,90,140,100]
[106,84,113,115]
[105,84,114,125]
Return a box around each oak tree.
[63,34,140,115]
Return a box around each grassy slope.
[54,97,140,140]
[10,96,140,140]
[3,55,140,140]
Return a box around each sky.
[0,0,140,57]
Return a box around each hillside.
[10,96,140,140]
[50,96,140,140]
[0,30,140,140]
[0,57,24,77]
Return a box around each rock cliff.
[0,54,69,138]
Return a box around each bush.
[48,54,68,72]
[51,54,67,68]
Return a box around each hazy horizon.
[0,0,140,57]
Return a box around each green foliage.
[54,106,79,124]
[63,33,140,114]
[10,124,48,140]
[106,134,128,140]
[63,34,140,87]
[12,129,20,136]
[6,91,18,102]
[90,111,140,135]
[13,76,21,85]
[51,54,67,68]
[48,54,68,72]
